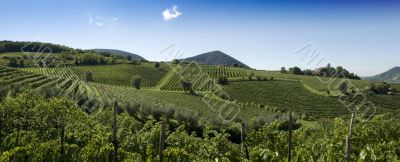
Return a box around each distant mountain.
[92,49,146,61]
[364,67,400,83]
[183,50,249,68]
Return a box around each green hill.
[183,50,249,68]
[364,67,400,83]
[0,40,74,53]
[92,49,146,61]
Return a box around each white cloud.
[162,5,182,21]
[111,17,118,21]
[88,13,94,24]
[95,22,103,26]
[88,13,104,27]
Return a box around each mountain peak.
[184,51,249,68]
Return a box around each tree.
[289,67,303,75]
[18,60,25,67]
[85,71,93,82]
[369,82,395,94]
[248,72,255,80]
[280,67,287,73]
[154,62,160,69]
[0,85,9,102]
[303,69,313,75]
[255,75,262,81]
[172,59,180,64]
[127,55,132,61]
[339,82,348,95]
[181,79,195,95]
[132,75,142,89]
[217,75,229,85]
[8,58,18,67]
[113,102,118,162]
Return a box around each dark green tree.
[289,67,303,75]
[85,71,93,82]
[7,58,18,67]
[217,75,229,85]
[181,79,195,95]
[127,55,132,61]
[280,67,287,73]
[132,75,142,89]
[154,62,160,69]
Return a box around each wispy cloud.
[111,17,119,21]
[162,5,182,21]
[95,22,103,26]
[89,16,94,24]
[88,13,105,27]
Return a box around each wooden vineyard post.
[159,118,166,162]
[287,112,293,162]
[345,111,356,162]
[60,124,65,162]
[241,121,249,160]
[113,102,118,162]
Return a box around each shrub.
[172,59,180,64]
[181,79,195,95]
[217,75,229,85]
[132,75,142,89]
[369,82,397,94]
[248,72,255,80]
[154,62,160,69]
[7,58,18,67]
[255,75,262,81]
[85,71,93,82]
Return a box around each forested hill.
[0,40,75,53]
[183,50,249,68]
[92,49,146,61]
[364,67,400,83]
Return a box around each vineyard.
[2,63,400,161]
[251,70,371,94]
[91,83,272,120]
[160,63,248,91]
[22,63,168,88]
[0,66,62,89]
[223,80,398,119]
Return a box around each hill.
[364,67,400,83]
[92,49,146,61]
[0,40,74,53]
[183,50,249,68]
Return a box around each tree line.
[281,64,361,80]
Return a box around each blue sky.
[1,0,399,76]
